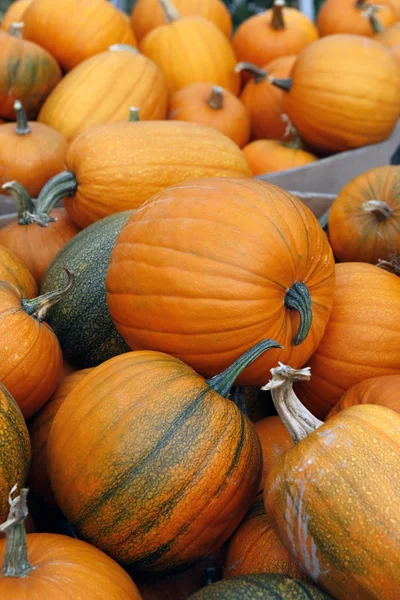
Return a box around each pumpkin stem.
[129,106,140,121]
[206,339,282,398]
[362,199,392,221]
[159,0,180,23]
[21,267,75,321]
[271,0,286,30]
[14,100,30,135]
[35,171,78,227]
[268,76,292,91]
[284,282,312,346]
[262,363,323,443]
[0,485,32,578]
[281,114,302,147]
[208,86,224,110]
[8,22,24,38]
[361,5,384,33]
[108,43,139,53]
[377,254,400,275]
[235,62,267,83]
[2,181,36,225]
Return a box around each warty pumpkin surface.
[317,0,396,37]
[0,244,37,299]
[106,177,335,386]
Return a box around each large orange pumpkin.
[327,374,400,419]
[243,139,317,176]
[0,0,32,31]
[253,415,293,491]
[317,0,396,37]
[38,46,168,141]
[0,244,37,299]
[106,177,335,386]
[376,21,400,62]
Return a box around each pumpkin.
[232,0,318,68]
[47,341,279,571]
[0,385,30,524]
[106,177,335,387]
[0,244,37,299]
[168,83,250,148]
[264,364,400,599]
[0,270,74,418]
[237,56,297,141]
[0,22,62,120]
[0,100,67,197]
[41,211,132,368]
[35,121,251,229]
[38,46,168,142]
[327,374,400,419]
[317,0,396,37]
[254,415,293,491]
[131,0,232,41]
[0,182,80,285]
[243,139,317,176]
[23,0,137,71]
[376,21,400,62]
[295,262,400,419]
[0,0,32,31]
[139,0,239,95]
[0,488,143,598]
[327,165,400,264]
[269,34,400,153]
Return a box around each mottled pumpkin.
[243,139,317,176]
[0,244,37,299]
[327,374,400,419]
[317,0,396,37]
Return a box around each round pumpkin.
[232,0,319,68]
[106,177,335,387]
[38,46,168,142]
[328,165,400,264]
[376,21,400,63]
[41,211,132,368]
[0,22,62,120]
[0,0,32,31]
[0,244,37,299]
[168,83,250,147]
[253,415,293,491]
[243,139,317,176]
[317,0,396,37]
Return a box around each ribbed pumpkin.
[232,0,318,68]
[131,0,232,41]
[0,385,30,523]
[0,244,37,299]
[243,139,317,176]
[253,415,293,491]
[376,21,400,62]
[139,0,239,95]
[0,0,32,31]
[327,374,400,419]
[38,47,168,142]
[295,262,400,420]
[35,121,251,229]
[0,23,62,120]
[237,56,297,141]
[264,364,400,600]
[106,177,335,387]
[41,211,132,368]
[23,0,137,71]
[270,34,400,153]
[317,0,396,37]
[328,165,400,264]
[168,83,250,148]
[47,342,278,571]
[0,100,67,197]
[0,182,80,285]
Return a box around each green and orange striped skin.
[264,404,400,600]
[48,351,263,573]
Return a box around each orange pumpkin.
[140,0,239,94]
[168,83,250,147]
[0,244,37,299]
[317,0,396,37]
[327,374,400,419]
[106,177,335,386]
[295,262,400,419]
[237,56,297,141]
[38,46,168,141]
[376,21,400,63]
[328,165,400,264]
[243,139,317,175]
[254,415,293,491]
[23,0,137,71]
[0,23,62,120]
[0,0,32,31]
[0,182,80,285]
[232,0,318,68]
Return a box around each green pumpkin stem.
[129,106,140,121]
[271,0,286,30]
[262,364,323,443]
[8,22,24,38]
[159,0,180,23]
[206,339,282,398]
[208,86,224,110]
[21,267,75,321]
[268,76,292,91]
[284,282,312,346]
[35,171,78,227]
[362,199,392,221]
[318,208,330,230]
[2,181,35,225]
[14,101,30,135]
[235,62,267,84]
[108,44,139,53]
[361,5,384,33]
[0,485,32,578]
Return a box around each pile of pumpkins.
[0,0,399,599]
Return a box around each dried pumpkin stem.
[129,106,140,121]
[362,199,392,220]
[14,101,30,135]
[8,22,24,38]
[35,171,78,227]
[21,267,75,321]
[159,0,180,23]
[377,255,400,275]
[262,364,323,443]
[284,282,312,346]
[268,76,292,91]
[206,339,282,398]
[235,62,267,83]
[208,86,224,110]
[108,44,139,53]
[271,0,286,30]
[2,181,35,225]
[0,485,32,578]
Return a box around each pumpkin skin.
[327,374,400,419]
[47,350,262,572]
[243,139,317,176]
[131,0,232,41]
[317,0,396,37]
[0,0,32,32]
[265,404,400,600]
[328,165,400,264]
[106,177,335,386]
[295,262,400,419]
[23,0,137,72]
[168,83,250,148]
[41,211,132,368]
[38,48,168,142]
[376,21,400,63]
[0,244,37,299]
[253,415,293,491]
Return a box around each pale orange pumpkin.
[243,139,317,175]
[317,0,397,37]
[0,0,32,31]
[376,21,400,63]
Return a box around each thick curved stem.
[14,100,30,135]
[159,0,180,23]
[0,485,32,578]
[108,43,139,53]
[129,106,140,121]
[208,86,224,110]
[21,268,75,321]
[268,76,292,91]
[8,22,24,38]
[284,282,312,346]
[262,364,323,443]
[235,62,267,83]
[2,181,35,224]
[362,199,392,221]
[206,339,282,398]
[36,171,78,227]
[271,0,286,30]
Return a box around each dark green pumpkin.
[188,574,333,599]
[41,211,132,368]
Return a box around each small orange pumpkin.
[253,415,293,491]
[0,244,37,299]
[327,374,400,419]
[317,0,396,37]
[376,21,400,63]
[243,139,317,175]
[0,0,32,31]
